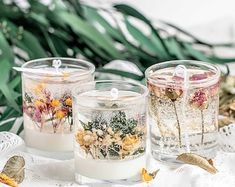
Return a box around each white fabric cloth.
[1,132,235,187]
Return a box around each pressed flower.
[34,100,44,108]
[122,135,140,152]
[165,87,182,102]
[33,83,45,94]
[51,99,60,107]
[76,130,97,147]
[32,108,42,122]
[55,110,65,119]
[65,98,72,106]
[189,89,209,144]
[147,81,167,99]
[190,90,208,110]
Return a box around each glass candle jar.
[145,60,220,163]
[21,58,95,157]
[73,80,148,184]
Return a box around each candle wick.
[110,88,119,100]
[173,65,190,153]
[52,59,62,73]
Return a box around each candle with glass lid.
[20,58,95,158]
[72,80,148,184]
[145,60,220,163]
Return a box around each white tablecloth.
[1,132,235,187]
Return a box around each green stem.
[173,101,181,147]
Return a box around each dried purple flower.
[32,108,42,123]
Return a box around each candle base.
[151,133,218,164]
[75,154,146,185]
[75,171,141,186]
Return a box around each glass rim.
[73,80,148,102]
[145,60,221,86]
[22,57,95,78]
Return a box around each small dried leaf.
[177,153,217,174]
[2,156,25,184]
[141,168,159,183]
[0,173,18,187]
[229,102,235,111]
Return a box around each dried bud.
[165,88,182,102]
[189,90,208,110]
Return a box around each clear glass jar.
[145,60,220,163]
[72,80,148,184]
[22,58,95,158]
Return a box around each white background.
[87,0,235,43]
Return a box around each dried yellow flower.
[141,168,159,183]
[65,98,72,106]
[0,173,18,187]
[34,100,44,108]
[122,135,140,152]
[51,99,60,107]
[76,130,97,147]
[55,110,65,119]
[33,83,45,94]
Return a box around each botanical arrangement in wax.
[23,89,72,133]
[75,110,146,160]
[146,61,220,161]
[73,81,147,182]
[20,58,94,153]
[1,0,235,134]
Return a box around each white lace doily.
[0,132,25,157]
[219,124,235,152]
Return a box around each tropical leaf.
[58,11,123,59]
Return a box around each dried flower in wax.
[176,153,217,174]
[76,111,145,159]
[148,81,183,146]
[165,88,182,102]
[51,99,60,107]
[189,90,208,110]
[122,135,140,154]
[141,168,159,183]
[23,90,73,133]
[0,156,25,186]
